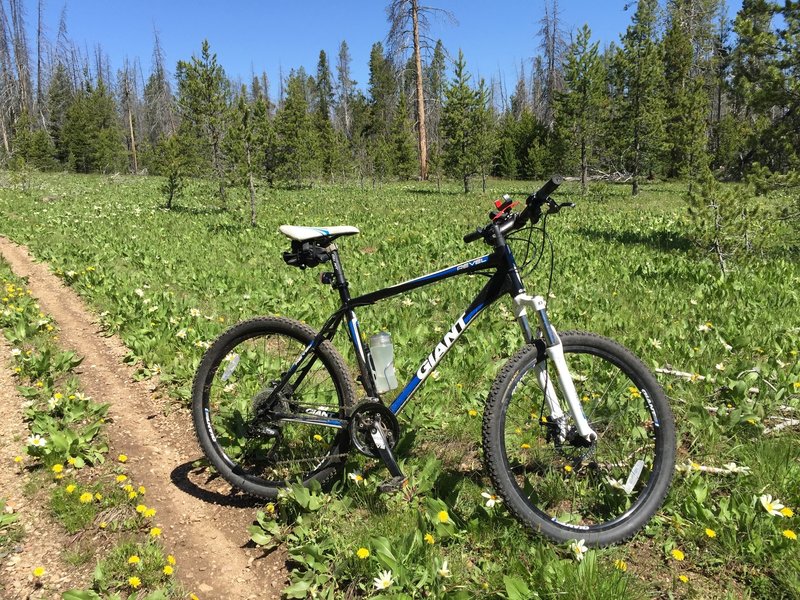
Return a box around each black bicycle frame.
[275,227,532,430]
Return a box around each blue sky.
[37,0,742,93]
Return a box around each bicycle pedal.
[377,475,407,494]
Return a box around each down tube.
[389,301,489,414]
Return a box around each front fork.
[513,294,597,443]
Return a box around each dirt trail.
[0,236,286,600]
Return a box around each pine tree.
[441,50,484,193]
[390,92,417,179]
[617,0,666,195]
[335,41,356,139]
[176,40,230,202]
[275,71,318,184]
[555,24,606,193]
[45,62,73,164]
[366,42,397,184]
[315,50,338,181]
[224,89,260,226]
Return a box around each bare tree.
[537,0,566,129]
[386,0,455,180]
[335,40,354,138]
[119,57,138,172]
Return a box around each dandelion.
[138,486,146,495]
[760,494,786,517]
[136,504,147,514]
[783,530,797,541]
[678,574,689,583]
[13,455,23,463]
[116,474,127,483]
[313,434,323,442]
[52,464,64,474]
[128,491,138,500]
[99,522,107,529]
[67,457,76,465]
[164,565,174,575]
[32,566,45,577]
[26,434,46,447]
[150,527,162,537]
[614,559,628,572]
[79,492,93,504]
[424,533,435,545]
[705,528,717,538]
[671,549,685,561]
[437,559,451,578]
[481,491,502,508]
[128,576,141,588]
[348,472,364,485]
[65,484,76,494]
[118,454,128,463]
[167,555,176,565]
[520,443,531,449]
[128,555,140,565]
[780,507,794,518]
[564,465,573,473]
[569,539,588,561]
[437,510,450,523]
[373,570,393,590]
[356,547,370,559]
[468,409,478,417]
[265,503,275,514]
[144,508,156,518]
[123,484,134,493]
[94,493,102,501]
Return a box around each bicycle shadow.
[169,459,262,508]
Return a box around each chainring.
[349,400,400,458]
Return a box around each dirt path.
[0,237,287,600]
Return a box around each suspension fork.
[513,294,597,443]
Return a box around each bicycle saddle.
[279,225,360,242]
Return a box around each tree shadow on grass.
[576,225,693,253]
[170,459,262,508]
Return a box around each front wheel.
[482,331,675,546]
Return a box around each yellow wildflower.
[437,510,450,523]
[94,493,102,501]
[780,507,794,518]
[128,576,141,588]
[135,504,147,514]
[614,559,627,572]
[32,566,45,577]
[783,530,797,541]
[144,508,156,518]
[13,455,23,463]
[313,434,323,442]
[163,565,174,575]
[520,443,531,449]
[150,527,162,537]
[65,484,76,494]
[138,485,146,494]
[678,574,689,583]
[99,522,107,529]
[705,528,716,538]
[167,555,176,565]
[468,409,478,417]
[128,555,140,565]
[118,454,128,463]
[424,533,435,545]
[52,464,64,474]
[116,474,128,483]
[671,549,685,561]
[356,547,370,559]
[79,492,93,504]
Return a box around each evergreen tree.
[425,40,447,156]
[366,42,397,183]
[315,50,339,181]
[390,92,417,179]
[335,41,356,138]
[224,89,260,226]
[441,50,485,192]
[555,24,606,193]
[275,71,318,184]
[45,62,73,164]
[176,40,230,201]
[617,0,666,195]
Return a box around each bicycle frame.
[275,228,534,430]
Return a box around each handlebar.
[463,175,567,244]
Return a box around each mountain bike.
[191,176,676,546]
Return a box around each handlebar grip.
[534,175,564,199]
[463,228,484,244]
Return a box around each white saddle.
[279,225,360,242]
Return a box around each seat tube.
[329,246,378,397]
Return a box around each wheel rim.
[202,330,346,486]
[500,346,663,532]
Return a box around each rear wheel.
[191,316,356,498]
[483,331,675,546]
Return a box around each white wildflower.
[481,491,502,508]
[10,348,21,357]
[569,539,588,561]
[134,288,145,298]
[27,434,47,447]
[437,560,451,578]
[176,329,188,339]
[373,570,393,590]
[189,308,201,317]
[760,494,785,517]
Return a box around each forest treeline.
[1,0,799,202]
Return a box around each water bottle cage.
[282,241,331,270]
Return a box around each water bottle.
[369,332,399,393]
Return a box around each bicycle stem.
[513,294,598,443]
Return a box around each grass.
[0,171,798,598]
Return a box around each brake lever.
[547,200,576,214]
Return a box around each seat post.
[328,245,352,305]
